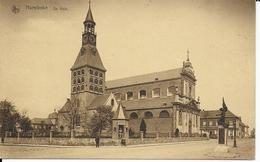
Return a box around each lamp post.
[16,122,21,142]
[233,120,237,147]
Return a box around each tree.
[88,105,114,137]
[59,97,80,137]
[140,118,147,137]
[0,100,33,142]
[0,100,19,142]
[18,111,32,132]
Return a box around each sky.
[0,0,255,129]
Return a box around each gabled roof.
[200,110,238,119]
[87,94,111,110]
[71,45,106,71]
[121,97,175,111]
[58,99,72,113]
[113,103,127,120]
[106,68,182,89]
[31,118,53,125]
[48,112,58,119]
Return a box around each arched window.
[99,73,103,78]
[73,72,76,76]
[94,86,98,92]
[152,88,160,97]
[77,78,81,83]
[130,112,138,119]
[81,69,85,74]
[189,86,192,98]
[99,88,103,93]
[90,69,93,75]
[94,79,98,84]
[89,85,94,91]
[89,77,93,83]
[99,80,103,85]
[167,86,175,96]
[144,111,153,119]
[75,114,80,126]
[95,71,98,76]
[73,79,76,84]
[159,110,170,118]
[73,87,76,92]
[81,85,84,90]
[139,90,147,99]
[81,77,85,82]
[178,111,182,125]
[77,71,80,75]
[77,86,80,91]
[127,91,134,100]
[111,99,114,106]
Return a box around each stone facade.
[55,4,201,138]
[106,61,201,136]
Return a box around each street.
[0,138,255,159]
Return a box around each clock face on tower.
[82,34,88,44]
[89,35,96,44]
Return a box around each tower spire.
[85,0,94,22]
[82,1,96,46]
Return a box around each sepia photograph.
[0,0,256,160]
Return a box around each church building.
[56,4,201,138]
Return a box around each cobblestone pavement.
[0,138,255,159]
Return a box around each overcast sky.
[0,0,255,129]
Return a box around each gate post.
[17,132,20,142]
[50,131,53,143]
[5,131,8,139]
[70,130,74,141]
[32,131,35,141]
[140,131,144,142]
[168,132,171,138]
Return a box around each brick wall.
[128,117,173,134]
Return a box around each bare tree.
[59,94,86,137]
[87,105,114,138]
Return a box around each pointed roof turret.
[181,49,196,80]
[113,103,127,120]
[85,0,94,22]
[183,49,193,71]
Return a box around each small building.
[31,110,59,134]
[31,118,54,135]
[200,110,248,138]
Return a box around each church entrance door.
[188,120,192,136]
[118,125,124,139]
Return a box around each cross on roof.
[187,49,190,61]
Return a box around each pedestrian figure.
[1,135,4,143]
[95,136,100,148]
[121,138,126,146]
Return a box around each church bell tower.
[82,3,97,46]
[70,2,106,108]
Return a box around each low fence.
[128,136,208,145]
[2,132,208,146]
[3,137,115,146]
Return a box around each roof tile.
[106,68,182,89]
